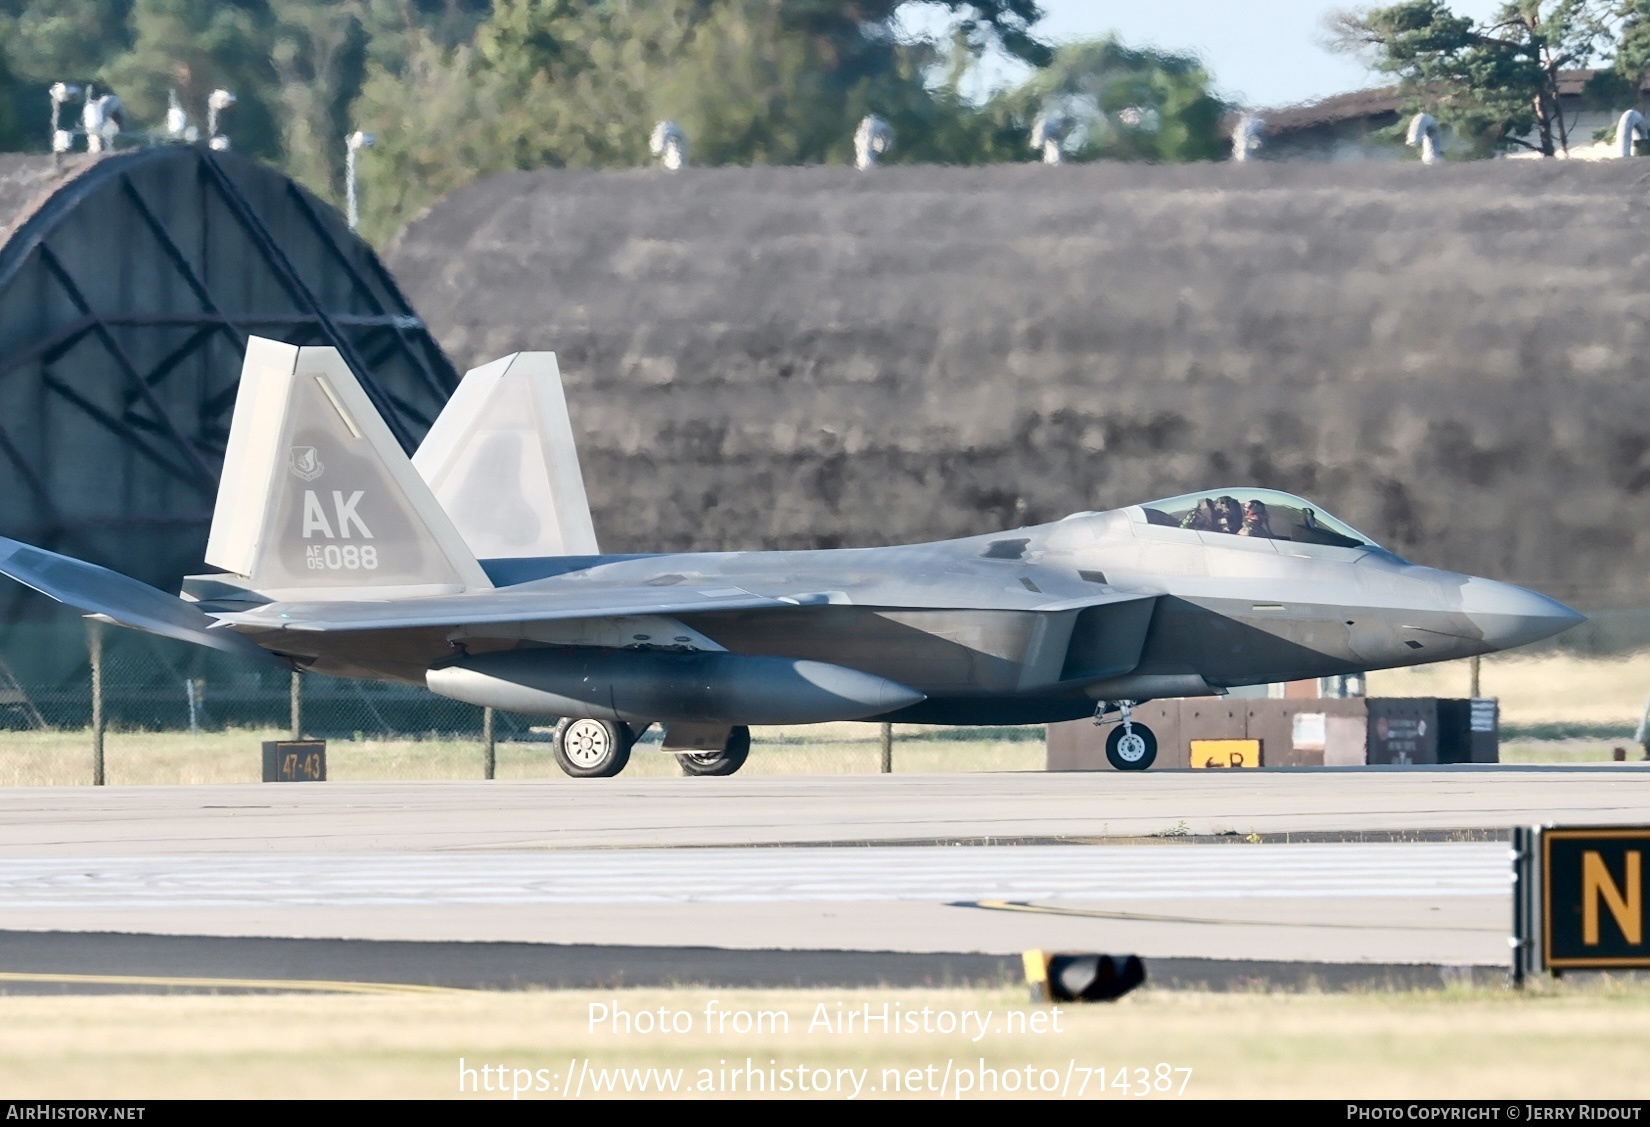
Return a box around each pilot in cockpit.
[1179,495,1243,535]
[1238,498,1274,539]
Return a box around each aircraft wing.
[215,579,1153,634]
[218,585,810,633]
[0,536,287,666]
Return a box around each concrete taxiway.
[0,767,1639,976]
[0,766,1641,854]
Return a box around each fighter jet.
[0,338,1582,776]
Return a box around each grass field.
[2,650,1647,785]
[2,982,1647,1099]
[0,723,1048,787]
[1366,651,1650,730]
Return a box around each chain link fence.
[0,631,1045,785]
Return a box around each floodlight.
[80,89,123,153]
[48,83,83,154]
[649,121,686,171]
[1231,113,1264,162]
[166,90,188,140]
[854,115,893,170]
[1406,113,1440,165]
[207,89,236,147]
[1030,113,1068,165]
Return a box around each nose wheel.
[553,717,634,778]
[1097,700,1157,771]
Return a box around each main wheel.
[1105,722,1157,771]
[676,725,751,777]
[553,717,633,778]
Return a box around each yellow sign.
[1189,739,1260,769]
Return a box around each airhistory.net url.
[457,1057,1193,1099]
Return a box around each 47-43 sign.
[1539,827,1650,970]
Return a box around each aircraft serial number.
[306,544,379,571]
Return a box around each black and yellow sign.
[1543,826,1650,969]
[1188,739,1260,769]
[262,739,327,783]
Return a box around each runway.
[2,767,1622,974]
[0,843,1508,906]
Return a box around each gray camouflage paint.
[200,494,1579,725]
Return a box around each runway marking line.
[958,899,1501,933]
[0,971,472,995]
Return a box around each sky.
[901,0,1509,109]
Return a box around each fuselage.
[242,490,1582,727]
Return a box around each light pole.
[345,130,375,232]
[49,83,81,162]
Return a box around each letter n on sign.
[1544,826,1650,969]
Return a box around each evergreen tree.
[1329,0,1613,156]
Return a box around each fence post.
[880,722,893,774]
[483,706,495,780]
[289,670,302,740]
[88,621,104,786]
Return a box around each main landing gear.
[550,718,753,778]
[675,726,751,777]
[552,717,633,778]
[1095,700,1157,771]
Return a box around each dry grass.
[1366,651,1650,728]
[4,652,1648,786]
[0,723,1045,787]
[1,982,1647,1099]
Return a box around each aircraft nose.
[1459,578,1585,651]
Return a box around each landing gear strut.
[1095,699,1157,771]
[552,717,633,778]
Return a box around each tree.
[99,0,283,160]
[0,0,136,83]
[0,52,22,151]
[269,0,370,201]
[348,0,1051,240]
[998,37,1228,162]
[1329,0,1613,157]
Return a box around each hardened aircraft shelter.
[0,146,458,690]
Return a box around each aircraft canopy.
[1138,488,1374,549]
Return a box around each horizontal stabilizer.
[0,537,284,666]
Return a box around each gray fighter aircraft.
[0,338,1582,776]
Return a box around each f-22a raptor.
[0,339,1582,776]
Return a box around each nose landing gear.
[1095,699,1158,771]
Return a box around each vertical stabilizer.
[413,352,600,558]
[205,338,492,597]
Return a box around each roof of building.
[1255,68,1650,137]
[0,154,94,239]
